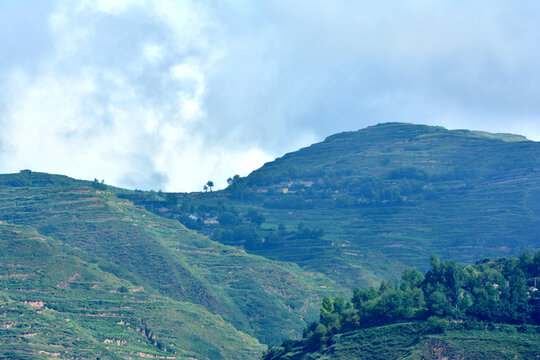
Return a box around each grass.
[264,322,540,360]
[0,221,264,359]
[1,122,539,358]
[165,123,540,289]
[0,179,341,359]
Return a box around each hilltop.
[263,251,540,360]
[157,123,540,288]
[0,173,341,359]
[1,122,539,359]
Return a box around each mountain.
[263,321,540,360]
[164,123,540,288]
[1,122,539,359]
[0,173,341,359]
[0,222,262,359]
[263,251,540,360]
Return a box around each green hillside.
[1,123,539,359]
[156,123,540,288]
[0,222,263,359]
[0,174,342,359]
[263,252,540,360]
[263,322,540,360]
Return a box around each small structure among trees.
[203,180,214,192]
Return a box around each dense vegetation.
[264,322,540,360]
[151,123,539,289]
[0,172,340,359]
[264,252,540,360]
[0,222,263,359]
[115,123,540,290]
[1,123,540,359]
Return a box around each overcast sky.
[1,1,539,191]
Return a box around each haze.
[1,0,539,191]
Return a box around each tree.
[165,193,178,206]
[306,323,327,349]
[227,175,240,186]
[320,296,341,332]
[246,209,265,226]
[378,280,394,294]
[352,287,378,309]
[519,250,534,275]
[533,249,540,276]
[428,291,451,316]
[333,296,349,315]
[401,268,424,291]
[320,295,334,315]
[277,223,286,236]
[92,178,106,190]
[375,290,404,320]
[219,212,241,227]
[206,180,214,192]
[226,174,248,200]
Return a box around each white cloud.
[90,0,144,14]
[1,0,539,191]
[143,43,163,63]
[171,61,206,122]
[0,0,276,191]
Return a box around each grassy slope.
[0,222,263,360]
[0,178,341,349]
[264,322,540,360]
[2,123,539,358]
[206,123,540,287]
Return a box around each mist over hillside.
[0,123,539,359]
[122,123,540,287]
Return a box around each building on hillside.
[204,217,219,225]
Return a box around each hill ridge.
[0,180,340,353]
[1,122,539,359]
[164,122,540,288]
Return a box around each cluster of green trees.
[189,168,448,209]
[294,251,540,350]
[226,175,252,200]
[388,166,428,181]
[91,178,106,190]
[136,168,452,215]
[256,170,446,210]
[203,180,214,192]
[215,210,324,251]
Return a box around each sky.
[1,0,539,192]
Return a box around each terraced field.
[167,123,540,288]
[0,222,263,359]
[263,322,540,360]
[0,176,342,359]
[2,123,539,358]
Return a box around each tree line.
[266,250,540,355]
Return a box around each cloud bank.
[1,0,539,191]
